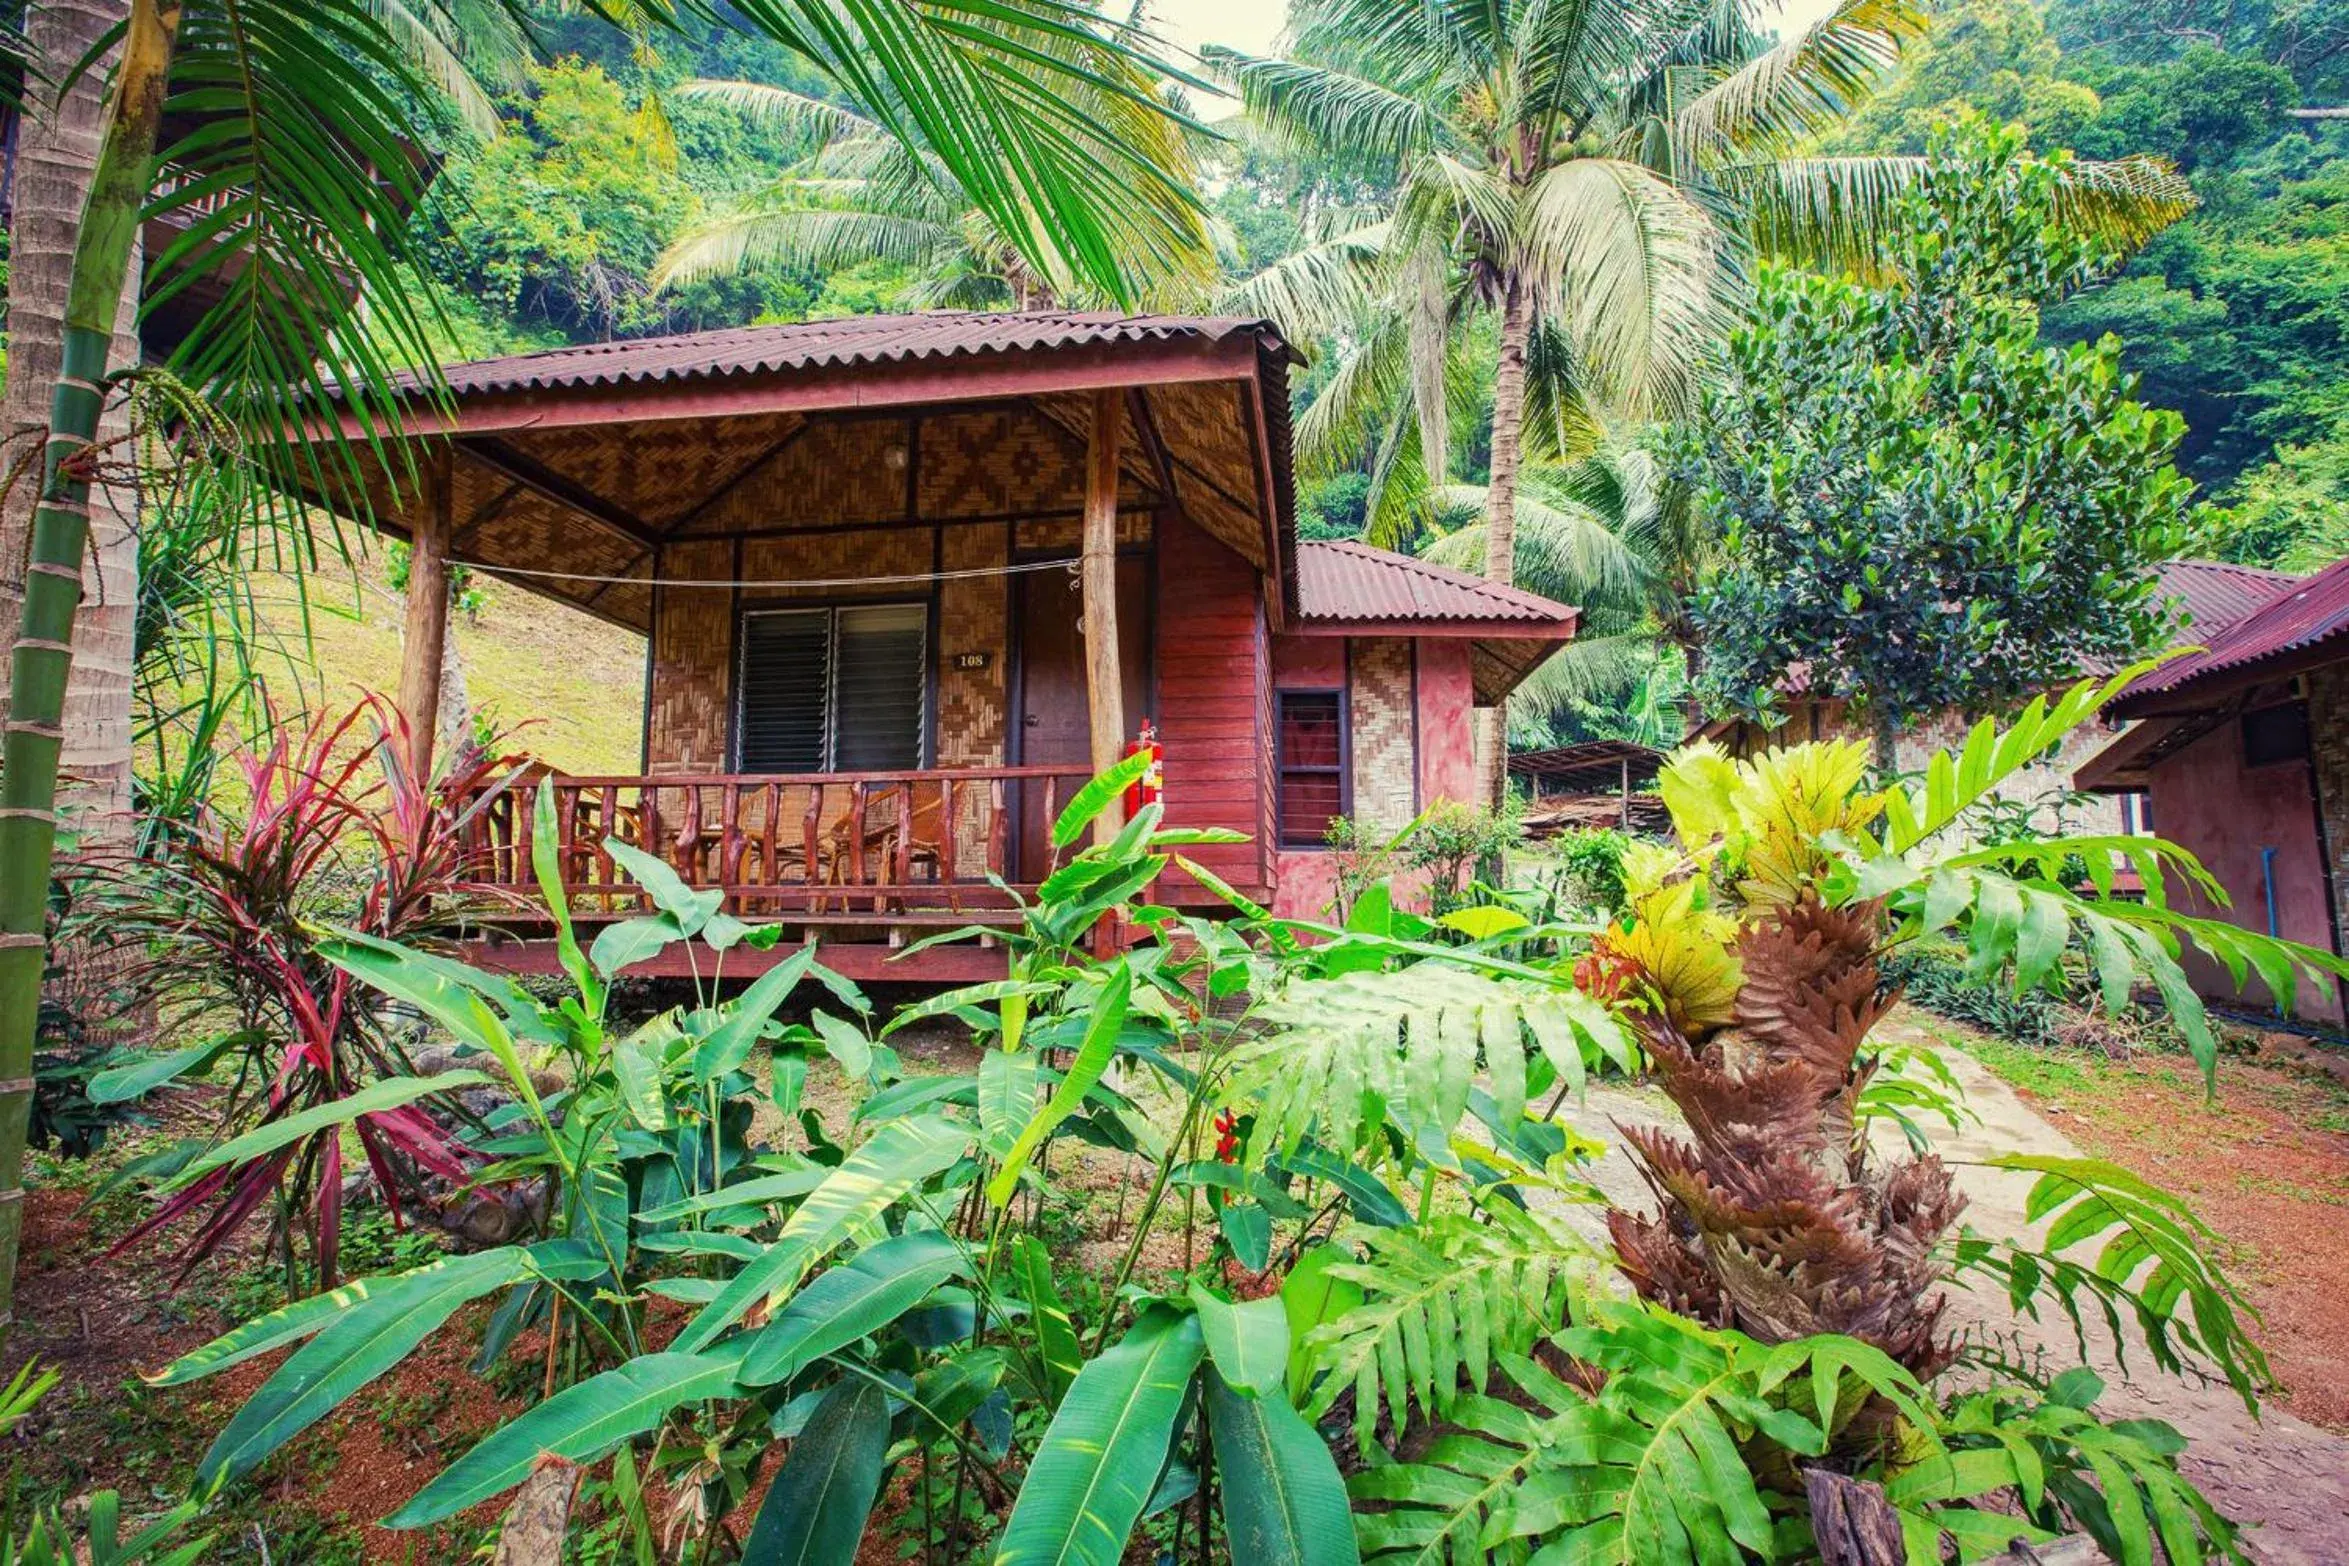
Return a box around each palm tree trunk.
[2,0,147,860]
[1479,272,1534,804]
[0,0,183,1345]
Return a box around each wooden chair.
[824,784,949,909]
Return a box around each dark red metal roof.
[395,311,1299,398]
[2118,555,2349,710]
[2154,558,2297,637]
[1297,538,1578,627]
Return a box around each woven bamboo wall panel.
[502,409,805,530]
[740,530,930,603]
[680,417,912,535]
[917,408,1084,516]
[1146,380,1267,569]
[937,523,1010,861]
[647,539,733,771]
[1013,508,1153,554]
[459,478,654,632]
[1350,639,1417,832]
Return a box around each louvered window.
[1277,689,1348,847]
[737,604,928,772]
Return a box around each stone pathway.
[1540,1045,2349,1565]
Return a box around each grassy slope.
[243,560,644,774]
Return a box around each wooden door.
[1014,556,1150,879]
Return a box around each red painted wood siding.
[1156,510,1273,896]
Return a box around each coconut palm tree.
[1418,436,1711,741]
[1212,0,2192,789]
[651,57,1217,309]
[0,0,1205,1343]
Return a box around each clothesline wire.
[450,556,1082,592]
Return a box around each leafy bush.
[142,690,2315,1565]
[1882,942,2077,1047]
[1547,826,1631,913]
[87,697,524,1287]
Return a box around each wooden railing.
[457,765,1096,923]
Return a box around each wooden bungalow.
[312,312,1580,980]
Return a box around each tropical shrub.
[90,697,522,1286]
[1549,826,1633,914]
[140,679,2313,1564]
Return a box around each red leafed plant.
[96,695,523,1287]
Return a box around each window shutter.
[832,604,928,770]
[739,609,830,772]
[1277,691,1346,847]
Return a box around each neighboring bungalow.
[2077,556,2349,1023]
[302,312,1578,979]
[1699,559,2295,837]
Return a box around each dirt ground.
[1905,1014,2349,1433]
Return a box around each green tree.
[1829,0,2102,154]
[1688,121,2198,759]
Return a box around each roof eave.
[1290,614,1579,640]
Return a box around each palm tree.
[651,62,1217,309]
[0,0,1204,1342]
[1418,437,1711,742]
[1212,0,2192,790]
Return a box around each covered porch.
[310,312,1302,978]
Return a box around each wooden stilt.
[1081,388,1126,846]
[398,448,454,780]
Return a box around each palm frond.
[157,0,460,537]
[1729,154,2197,272]
[1419,486,1652,608]
[1203,47,1444,167]
[652,205,956,290]
[1507,632,1677,727]
[359,0,518,138]
[1212,221,1390,348]
[725,0,1212,306]
[1293,315,1410,478]
[1665,0,1924,167]
[671,76,875,143]
[1517,157,1722,419]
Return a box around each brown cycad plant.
[1608,893,1965,1379]
[1584,662,2339,1386]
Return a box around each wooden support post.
[1620,756,1632,831]
[1082,388,1126,845]
[397,448,454,781]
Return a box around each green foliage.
[1548,828,1632,914]
[1953,1156,2272,1411]
[154,754,2276,1566]
[1836,0,2349,517]
[1690,119,2197,736]
[1227,965,1629,1166]
[997,1308,1205,1566]
[1299,1208,1586,1457]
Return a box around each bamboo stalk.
[0,0,184,1344]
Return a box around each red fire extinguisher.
[1123,720,1164,816]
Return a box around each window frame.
[1275,686,1351,850]
[733,599,933,773]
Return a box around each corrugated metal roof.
[2155,558,2297,636]
[395,311,1298,398]
[2121,554,2349,707]
[1297,538,1577,626]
